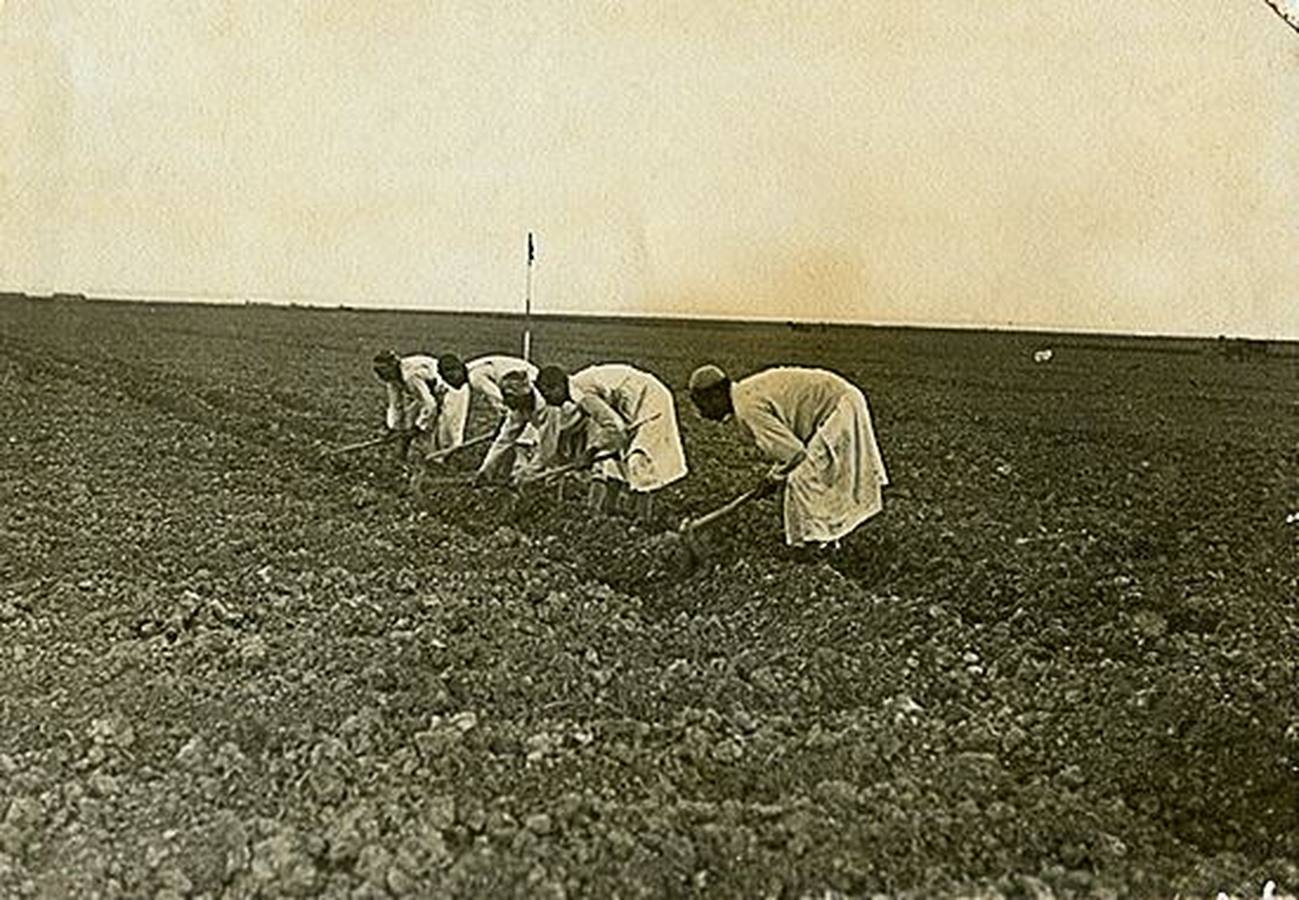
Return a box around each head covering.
[688,364,728,394]
[499,369,532,401]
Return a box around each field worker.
[535,363,688,520]
[687,364,888,548]
[372,350,470,466]
[473,369,583,485]
[465,355,540,414]
[460,354,542,467]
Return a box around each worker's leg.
[481,445,518,482]
[610,481,636,518]
[632,490,654,523]
[394,430,415,464]
[411,429,438,476]
[395,402,423,463]
[586,478,608,512]
[586,477,621,514]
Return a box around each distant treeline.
[3,291,88,303]
[1216,335,1275,360]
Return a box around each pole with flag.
[523,232,535,362]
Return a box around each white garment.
[569,364,688,493]
[477,386,583,478]
[383,355,469,456]
[731,367,888,546]
[466,355,539,413]
[464,355,541,448]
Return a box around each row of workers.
[370,350,889,548]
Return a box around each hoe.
[515,412,662,501]
[651,484,767,575]
[519,449,619,501]
[404,447,611,500]
[325,429,413,456]
[410,413,661,503]
[326,429,492,459]
[423,431,494,463]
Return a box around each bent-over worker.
[473,369,583,485]
[450,355,541,472]
[372,350,469,466]
[688,364,888,548]
[535,363,688,520]
[464,355,540,414]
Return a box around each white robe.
[465,355,540,414]
[462,355,541,449]
[477,386,583,478]
[383,355,469,456]
[569,364,688,493]
[731,367,888,546]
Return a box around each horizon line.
[3,288,1294,344]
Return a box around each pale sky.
[1,1,1297,338]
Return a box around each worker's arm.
[407,374,439,431]
[477,410,527,475]
[742,402,807,477]
[577,394,629,453]
[472,371,504,410]
[530,406,567,469]
[384,383,403,430]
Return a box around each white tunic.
[443,355,542,448]
[478,386,583,477]
[465,355,540,413]
[731,367,888,545]
[569,364,688,493]
[383,355,469,452]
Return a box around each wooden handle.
[626,412,661,432]
[525,449,619,485]
[519,412,661,484]
[326,430,408,455]
[424,430,493,463]
[684,487,762,531]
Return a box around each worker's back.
[734,367,855,443]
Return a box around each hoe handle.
[424,430,493,463]
[326,429,413,456]
[525,450,620,485]
[521,412,662,485]
[625,411,661,434]
[683,486,763,532]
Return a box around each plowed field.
[1,297,1296,898]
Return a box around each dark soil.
[1,298,1296,899]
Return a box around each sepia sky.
[1,1,1297,337]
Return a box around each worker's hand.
[767,463,787,483]
[755,465,786,499]
[577,447,601,468]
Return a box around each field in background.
[1,297,1296,898]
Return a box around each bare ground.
[0,298,1296,898]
